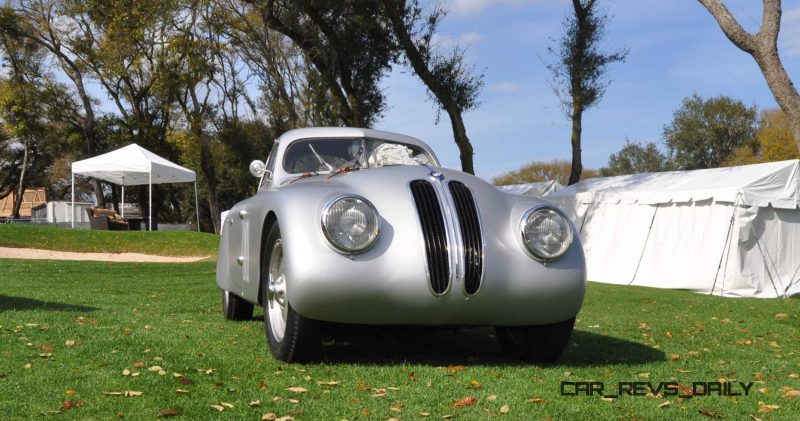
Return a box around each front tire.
[222,289,253,321]
[261,223,320,362]
[496,318,575,363]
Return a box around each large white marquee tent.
[498,180,564,197]
[547,159,800,298]
[71,144,199,231]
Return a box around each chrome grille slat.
[410,180,450,294]
[449,181,484,295]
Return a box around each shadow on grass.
[317,325,664,366]
[0,295,98,313]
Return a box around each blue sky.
[377,0,800,179]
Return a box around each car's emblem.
[426,165,444,180]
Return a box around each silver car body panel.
[217,128,586,326]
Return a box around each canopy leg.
[71,172,75,229]
[194,182,200,232]
[149,172,152,231]
[121,185,125,218]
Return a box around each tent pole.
[71,172,75,229]
[121,185,125,218]
[149,171,152,231]
[194,182,200,232]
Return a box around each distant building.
[0,188,47,219]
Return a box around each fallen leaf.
[316,380,340,386]
[65,339,76,347]
[788,374,799,379]
[409,372,416,381]
[445,365,465,373]
[601,397,614,402]
[209,404,225,412]
[39,353,52,358]
[132,362,145,367]
[65,390,76,396]
[499,404,510,414]
[175,389,190,394]
[670,354,681,361]
[102,391,142,397]
[275,417,294,421]
[157,409,179,418]
[677,369,692,374]
[699,408,723,417]
[721,318,731,323]
[758,387,769,393]
[486,395,497,402]
[638,372,651,379]
[148,365,163,372]
[658,401,671,408]
[24,363,32,369]
[775,313,788,320]
[221,402,234,409]
[468,380,482,389]
[288,399,300,404]
[372,389,386,397]
[60,400,84,409]
[451,396,477,408]
[262,414,277,421]
[758,404,779,413]
[528,398,545,404]
[41,345,55,351]
[286,387,307,393]
[259,380,268,391]
[784,390,800,398]
[178,375,192,385]
[564,371,572,377]
[419,412,430,416]
[249,400,261,407]
[122,369,131,376]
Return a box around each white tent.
[71,144,199,231]
[547,159,800,298]
[497,180,564,197]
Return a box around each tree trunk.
[382,0,476,174]
[568,107,583,185]
[11,138,30,219]
[698,0,800,152]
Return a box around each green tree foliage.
[600,139,671,176]
[382,0,483,174]
[663,94,757,170]
[547,0,627,185]
[723,108,800,167]
[492,159,598,186]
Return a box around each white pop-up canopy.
[71,144,199,231]
[547,159,800,298]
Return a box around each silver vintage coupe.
[217,127,586,362]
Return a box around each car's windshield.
[283,138,433,174]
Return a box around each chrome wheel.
[266,238,288,341]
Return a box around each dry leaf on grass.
[528,398,545,404]
[758,404,779,413]
[175,389,190,394]
[286,387,307,393]
[451,396,477,408]
[316,380,340,386]
[209,404,225,412]
[486,395,497,402]
[249,400,261,407]
[658,401,671,408]
[499,404,510,414]
[157,409,179,418]
[784,390,800,398]
[102,391,142,397]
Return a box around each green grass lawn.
[1,257,798,420]
[0,225,218,258]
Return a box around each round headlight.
[322,196,380,254]
[521,207,573,261]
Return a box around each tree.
[492,159,598,186]
[1,0,110,206]
[600,139,670,176]
[663,94,757,170]
[698,0,800,153]
[723,108,799,166]
[381,0,483,174]
[547,0,627,185]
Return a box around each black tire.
[261,223,321,363]
[221,289,254,321]
[496,318,575,363]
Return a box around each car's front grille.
[448,181,483,295]
[410,180,450,294]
